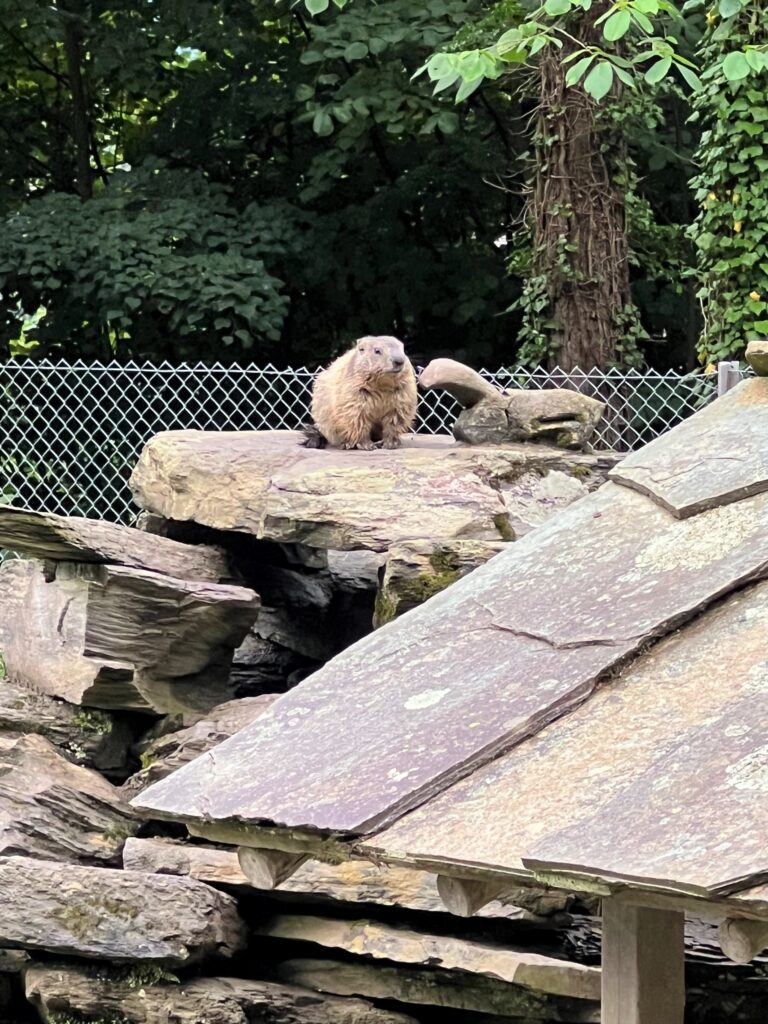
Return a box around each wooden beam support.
[237,847,308,890]
[436,874,507,917]
[718,917,768,964]
[601,899,685,1024]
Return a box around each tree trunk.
[57,0,92,199]
[531,5,631,372]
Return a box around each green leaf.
[433,72,460,93]
[603,10,631,40]
[583,60,614,101]
[305,0,329,13]
[718,0,744,15]
[630,9,655,33]
[544,0,572,14]
[565,55,594,86]
[437,111,460,134]
[614,65,636,87]
[722,51,751,82]
[751,320,768,333]
[745,49,767,72]
[677,63,703,91]
[344,42,368,60]
[312,110,334,136]
[455,77,483,102]
[645,57,672,84]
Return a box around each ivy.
[690,0,768,362]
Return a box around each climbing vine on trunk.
[691,0,768,363]
[513,8,644,370]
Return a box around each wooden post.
[436,874,507,917]
[601,899,685,1024]
[237,847,307,890]
[718,917,768,964]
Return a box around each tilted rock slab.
[123,694,277,798]
[130,430,614,553]
[0,733,136,864]
[0,506,229,581]
[610,376,768,518]
[133,480,768,836]
[25,964,418,1024]
[0,856,244,964]
[0,558,259,713]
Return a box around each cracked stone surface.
[367,580,768,898]
[610,377,768,517]
[130,430,615,553]
[133,481,768,837]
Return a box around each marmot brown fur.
[303,336,418,450]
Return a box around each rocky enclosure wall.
[0,430,761,1023]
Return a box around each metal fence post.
[717,360,741,397]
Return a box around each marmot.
[303,336,418,450]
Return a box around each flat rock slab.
[369,580,768,899]
[122,837,568,919]
[0,506,229,581]
[275,959,599,1022]
[25,964,418,1024]
[130,430,614,552]
[133,482,768,835]
[610,377,768,517]
[260,914,600,1000]
[0,733,136,864]
[0,856,244,964]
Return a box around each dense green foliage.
[0,0,521,365]
[690,0,768,362]
[2,0,765,367]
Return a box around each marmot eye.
[374,348,382,355]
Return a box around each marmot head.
[354,335,407,376]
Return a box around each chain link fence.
[0,360,721,530]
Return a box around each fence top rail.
[0,358,720,382]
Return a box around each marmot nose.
[391,357,404,369]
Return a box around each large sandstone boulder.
[130,431,616,553]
